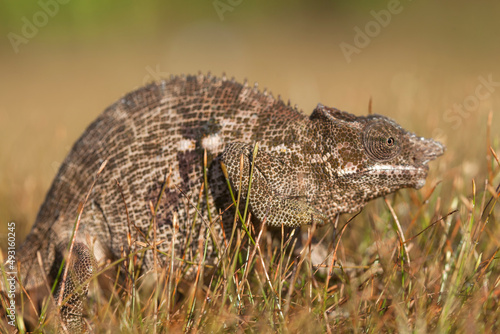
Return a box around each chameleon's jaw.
[410,165,430,189]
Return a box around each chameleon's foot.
[282,198,328,226]
[55,242,96,333]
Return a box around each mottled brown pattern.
[221,104,445,227]
[10,74,444,332]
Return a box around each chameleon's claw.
[286,199,328,226]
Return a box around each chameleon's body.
[10,74,444,331]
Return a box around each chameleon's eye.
[363,122,401,161]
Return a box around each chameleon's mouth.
[338,164,429,188]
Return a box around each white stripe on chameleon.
[338,164,422,177]
[177,138,196,152]
[367,164,422,172]
[202,133,223,153]
[270,143,289,153]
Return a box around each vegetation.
[1,125,499,332]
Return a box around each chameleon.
[5,74,444,331]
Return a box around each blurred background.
[1,0,499,241]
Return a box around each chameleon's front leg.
[55,242,96,333]
[221,142,327,228]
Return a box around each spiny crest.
[310,104,360,123]
[117,75,305,124]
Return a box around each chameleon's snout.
[406,137,445,189]
[411,137,445,166]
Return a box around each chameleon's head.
[310,104,445,212]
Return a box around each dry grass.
[1,127,500,333]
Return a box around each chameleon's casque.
[8,74,444,331]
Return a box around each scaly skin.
[8,74,444,332]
